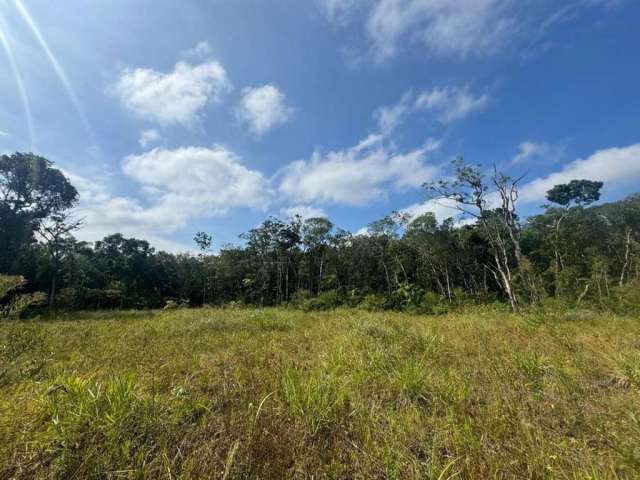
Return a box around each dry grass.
[1,307,639,479]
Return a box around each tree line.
[1,152,639,315]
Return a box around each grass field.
[1,308,639,479]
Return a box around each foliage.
[358,293,387,311]
[0,153,78,273]
[609,279,640,314]
[300,289,344,311]
[546,179,603,207]
[3,153,640,315]
[0,275,47,318]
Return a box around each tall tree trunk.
[318,252,324,295]
[444,265,452,303]
[49,270,57,310]
[620,228,632,287]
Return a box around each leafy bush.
[289,289,312,308]
[358,293,387,311]
[301,290,345,311]
[345,288,366,307]
[0,275,25,298]
[611,279,640,314]
[386,283,425,311]
[418,291,449,315]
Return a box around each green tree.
[545,180,604,297]
[37,213,82,309]
[0,153,78,273]
[193,231,213,305]
[302,217,333,294]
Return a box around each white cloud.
[512,141,550,165]
[113,59,231,126]
[364,0,516,60]
[520,144,640,202]
[236,84,294,136]
[184,41,213,59]
[400,197,462,223]
[278,138,440,206]
[374,91,413,133]
[0,130,8,137]
[122,146,271,217]
[138,129,161,148]
[539,0,624,37]
[64,171,192,252]
[375,86,488,134]
[324,0,626,63]
[280,205,328,220]
[69,146,271,252]
[414,86,489,123]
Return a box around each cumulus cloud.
[64,171,192,252]
[236,84,294,136]
[280,205,328,220]
[69,146,271,252]
[122,146,271,216]
[400,197,462,223]
[278,138,440,206]
[520,143,640,202]
[113,59,231,126]
[138,129,161,148]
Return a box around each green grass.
[1,307,639,479]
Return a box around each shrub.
[418,291,449,315]
[358,293,387,311]
[301,290,345,311]
[289,289,312,308]
[345,288,366,307]
[611,279,640,314]
[386,282,425,311]
[0,275,47,319]
[0,275,25,299]
[163,299,189,310]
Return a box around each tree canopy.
[3,153,639,314]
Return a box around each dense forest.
[1,152,639,315]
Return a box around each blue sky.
[1,0,639,251]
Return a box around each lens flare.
[13,0,93,140]
[0,16,35,149]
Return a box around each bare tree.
[424,158,529,312]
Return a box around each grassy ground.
[1,308,639,479]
